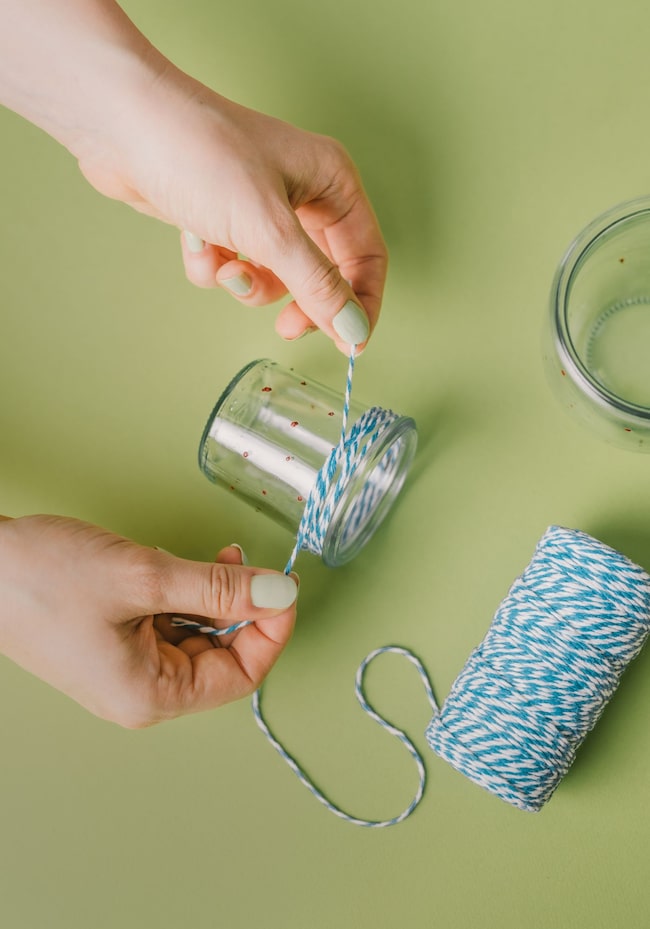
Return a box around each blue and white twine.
[171,347,400,627]
[426,525,650,812]
[252,646,437,827]
[172,351,650,824]
[172,347,435,826]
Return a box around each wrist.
[0,2,167,163]
[54,41,169,165]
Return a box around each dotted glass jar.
[545,196,650,450]
[198,359,417,567]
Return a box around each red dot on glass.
[243,451,249,458]
[328,411,334,416]
[297,495,303,502]
[261,386,272,392]
[624,427,632,432]
[290,421,299,428]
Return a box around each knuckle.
[128,550,166,612]
[318,133,352,166]
[301,258,343,304]
[206,562,241,616]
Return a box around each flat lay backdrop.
[2,1,650,927]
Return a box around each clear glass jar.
[544,196,650,449]
[198,359,418,567]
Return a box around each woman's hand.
[0,515,298,727]
[0,1,387,351]
[80,69,386,351]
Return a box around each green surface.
[2,1,650,926]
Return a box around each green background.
[2,0,650,926]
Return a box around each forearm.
[0,0,164,158]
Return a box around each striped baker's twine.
[171,347,400,631]
[171,348,435,825]
[252,647,438,827]
[170,369,650,819]
[426,525,650,812]
[169,344,650,823]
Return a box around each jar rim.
[322,415,417,567]
[551,196,650,422]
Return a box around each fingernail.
[283,326,318,342]
[184,231,205,253]
[250,573,298,609]
[332,300,369,345]
[230,543,249,566]
[220,273,252,296]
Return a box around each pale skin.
[0,0,388,724]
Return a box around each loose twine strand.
[172,352,650,824]
[171,348,436,826]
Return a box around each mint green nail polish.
[282,326,318,342]
[221,273,252,297]
[184,231,205,253]
[250,574,298,609]
[230,543,249,566]
[332,301,369,345]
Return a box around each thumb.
[147,555,298,624]
[259,212,371,349]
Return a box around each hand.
[0,2,386,349]
[0,515,298,727]
[78,65,386,351]
[1,2,386,349]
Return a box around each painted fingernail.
[250,573,298,609]
[184,231,205,253]
[230,543,249,566]
[220,273,252,296]
[283,326,318,342]
[332,300,369,345]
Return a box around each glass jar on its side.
[544,196,650,450]
[198,360,417,567]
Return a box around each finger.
[177,635,219,657]
[142,551,297,626]
[299,193,388,333]
[180,232,237,289]
[153,615,220,654]
[153,613,209,646]
[181,232,289,305]
[214,543,247,566]
[204,543,250,648]
[152,544,248,645]
[275,301,319,342]
[182,596,297,710]
[216,258,288,306]
[253,208,372,351]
